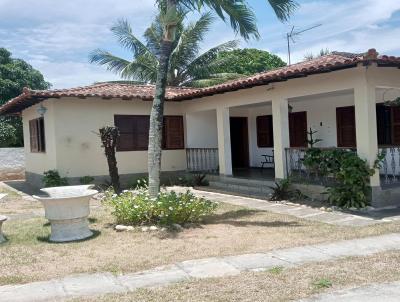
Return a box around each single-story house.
[1,49,400,207]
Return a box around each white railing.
[186,148,219,174]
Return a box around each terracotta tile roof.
[1,49,399,115]
[0,83,200,115]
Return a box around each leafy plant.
[79,176,95,185]
[129,177,149,189]
[303,148,380,208]
[306,127,323,148]
[268,266,284,274]
[312,278,332,289]
[268,178,303,201]
[104,189,218,226]
[43,170,68,188]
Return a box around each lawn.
[70,250,400,302]
[1,189,400,286]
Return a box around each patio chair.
[261,150,274,171]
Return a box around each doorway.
[230,117,249,169]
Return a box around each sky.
[0,0,399,89]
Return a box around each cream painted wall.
[22,100,57,174]
[185,110,218,148]
[24,98,186,178]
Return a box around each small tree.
[99,126,121,194]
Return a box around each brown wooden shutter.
[163,116,184,149]
[391,107,400,145]
[289,111,307,147]
[336,106,356,147]
[115,115,135,151]
[376,104,391,145]
[134,116,150,150]
[29,119,39,152]
[256,115,273,147]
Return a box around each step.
[208,181,272,199]
[207,175,276,187]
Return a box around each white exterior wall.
[185,110,218,148]
[22,100,57,174]
[24,98,186,178]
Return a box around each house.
[1,49,400,207]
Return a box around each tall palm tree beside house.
[90,13,240,87]
[121,0,298,197]
[146,0,298,197]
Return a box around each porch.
[184,72,400,207]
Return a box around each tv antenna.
[286,24,322,65]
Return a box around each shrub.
[268,179,304,201]
[104,189,218,226]
[80,176,95,185]
[129,177,149,189]
[43,170,68,187]
[303,148,381,208]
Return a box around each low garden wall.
[0,148,25,180]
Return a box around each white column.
[216,107,232,176]
[272,97,290,179]
[354,71,380,187]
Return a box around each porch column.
[354,75,380,187]
[216,107,233,176]
[272,97,290,179]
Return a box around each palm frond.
[111,19,150,57]
[170,12,214,74]
[89,49,131,74]
[267,0,299,22]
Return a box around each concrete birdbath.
[0,215,7,243]
[33,185,98,242]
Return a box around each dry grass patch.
[1,198,400,286]
[73,251,400,302]
[0,187,41,216]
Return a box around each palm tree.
[90,14,240,87]
[155,0,298,197]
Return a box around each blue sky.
[0,0,399,88]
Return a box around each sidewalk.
[171,187,400,227]
[299,280,400,302]
[1,233,400,302]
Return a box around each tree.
[0,48,50,147]
[90,13,240,87]
[99,126,121,194]
[189,48,287,87]
[149,0,298,197]
[215,48,286,75]
[304,48,330,61]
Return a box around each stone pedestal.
[33,185,97,242]
[0,215,7,243]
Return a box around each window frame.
[29,117,46,153]
[114,115,184,152]
[256,115,274,148]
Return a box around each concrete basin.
[0,215,7,243]
[33,185,97,242]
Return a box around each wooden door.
[289,111,307,147]
[230,117,249,168]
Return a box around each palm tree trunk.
[148,0,176,198]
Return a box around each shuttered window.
[163,116,184,150]
[376,104,392,145]
[114,115,184,151]
[256,115,274,147]
[391,107,400,145]
[336,106,356,148]
[289,111,307,147]
[29,117,45,153]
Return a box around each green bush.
[104,189,218,226]
[303,148,380,208]
[43,170,69,187]
[79,176,95,185]
[268,178,304,201]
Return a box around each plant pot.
[33,185,97,242]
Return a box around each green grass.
[268,266,284,274]
[312,278,333,289]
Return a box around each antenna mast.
[286,24,322,65]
